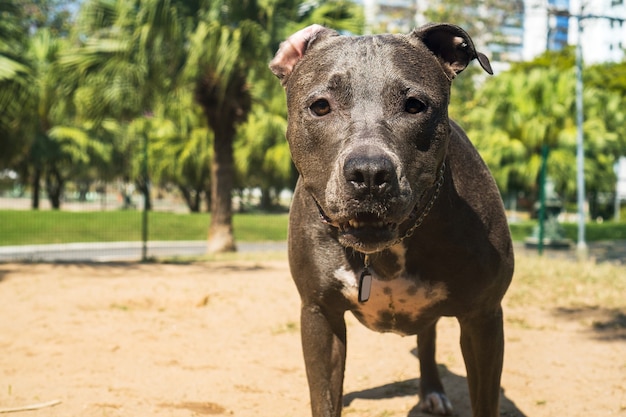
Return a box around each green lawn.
[0,210,288,245]
[508,221,626,242]
[1,209,625,246]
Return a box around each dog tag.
[358,268,372,303]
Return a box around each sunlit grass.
[0,210,288,245]
[508,253,625,310]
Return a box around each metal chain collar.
[379,162,446,251]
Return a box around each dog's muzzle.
[316,163,445,254]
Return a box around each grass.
[1,209,626,246]
[509,220,626,242]
[0,210,288,246]
[508,254,626,309]
[506,252,626,339]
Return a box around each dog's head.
[271,24,492,254]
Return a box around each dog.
[270,23,514,417]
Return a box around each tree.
[9,0,362,241]
[7,29,108,208]
[0,0,30,166]
[1,0,109,209]
[190,17,265,252]
[461,56,626,218]
[148,95,213,213]
[193,0,363,252]
[235,77,290,210]
[62,0,197,209]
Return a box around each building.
[522,0,570,61]
[569,0,626,64]
[525,0,626,64]
[357,0,626,65]
[361,0,418,34]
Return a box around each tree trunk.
[260,186,273,210]
[31,166,41,210]
[178,185,201,213]
[207,124,236,253]
[45,166,64,210]
[204,187,211,212]
[195,67,251,252]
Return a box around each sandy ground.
[0,258,625,417]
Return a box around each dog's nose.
[343,148,397,196]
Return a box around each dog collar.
[385,162,446,250]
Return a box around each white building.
[569,0,626,63]
[357,0,626,65]
[524,0,626,64]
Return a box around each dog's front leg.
[417,319,454,415]
[300,303,347,417]
[458,307,505,417]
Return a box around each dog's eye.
[310,99,331,116]
[405,98,426,114]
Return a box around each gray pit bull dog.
[270,23,514,417]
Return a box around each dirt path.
[0,260,624,416]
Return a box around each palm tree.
[187,16,265,252]
[464,63,626,217]
[0,0,30,166]
[62,0,194,209]
[195,0,363,252]
[148,92,213,213]
[235,78,290,209]
[1,1,117,209]
[3,27,107,209]
[465,67,577,199]
[62,0,362,250]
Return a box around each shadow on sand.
[554,305,626,341]
[343,363,527,417]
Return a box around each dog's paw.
[418,392,454,415]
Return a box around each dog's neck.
[369,162,446,255]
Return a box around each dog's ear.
[412,23,493,78]
[269,24,339,85]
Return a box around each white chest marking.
[333,265,448,335]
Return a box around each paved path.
[0,241,287,262]
[1,240,624,264]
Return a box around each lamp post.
[141,128,149,262]
[141,113,153,262]
[547,3,625,259]
[574,8,587,259]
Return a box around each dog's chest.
[333,264,448,335]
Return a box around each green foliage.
[18,0,78,35]
[0,0,30,164]
[508,222,536,242]
[562,222,626,242]
[2,0,621,223]
[235,77,290,207]
[499,221,626,243]
[511,47,575,72]
[300,0,364,34]
[0,0,364,215]
[585,60,626,95]
[460,52,626,213]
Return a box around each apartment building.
[357,0,626,64]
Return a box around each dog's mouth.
[338,212,396,233]
[338,212,399,252]
[313,163,445,254]
[316,202,401,253]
